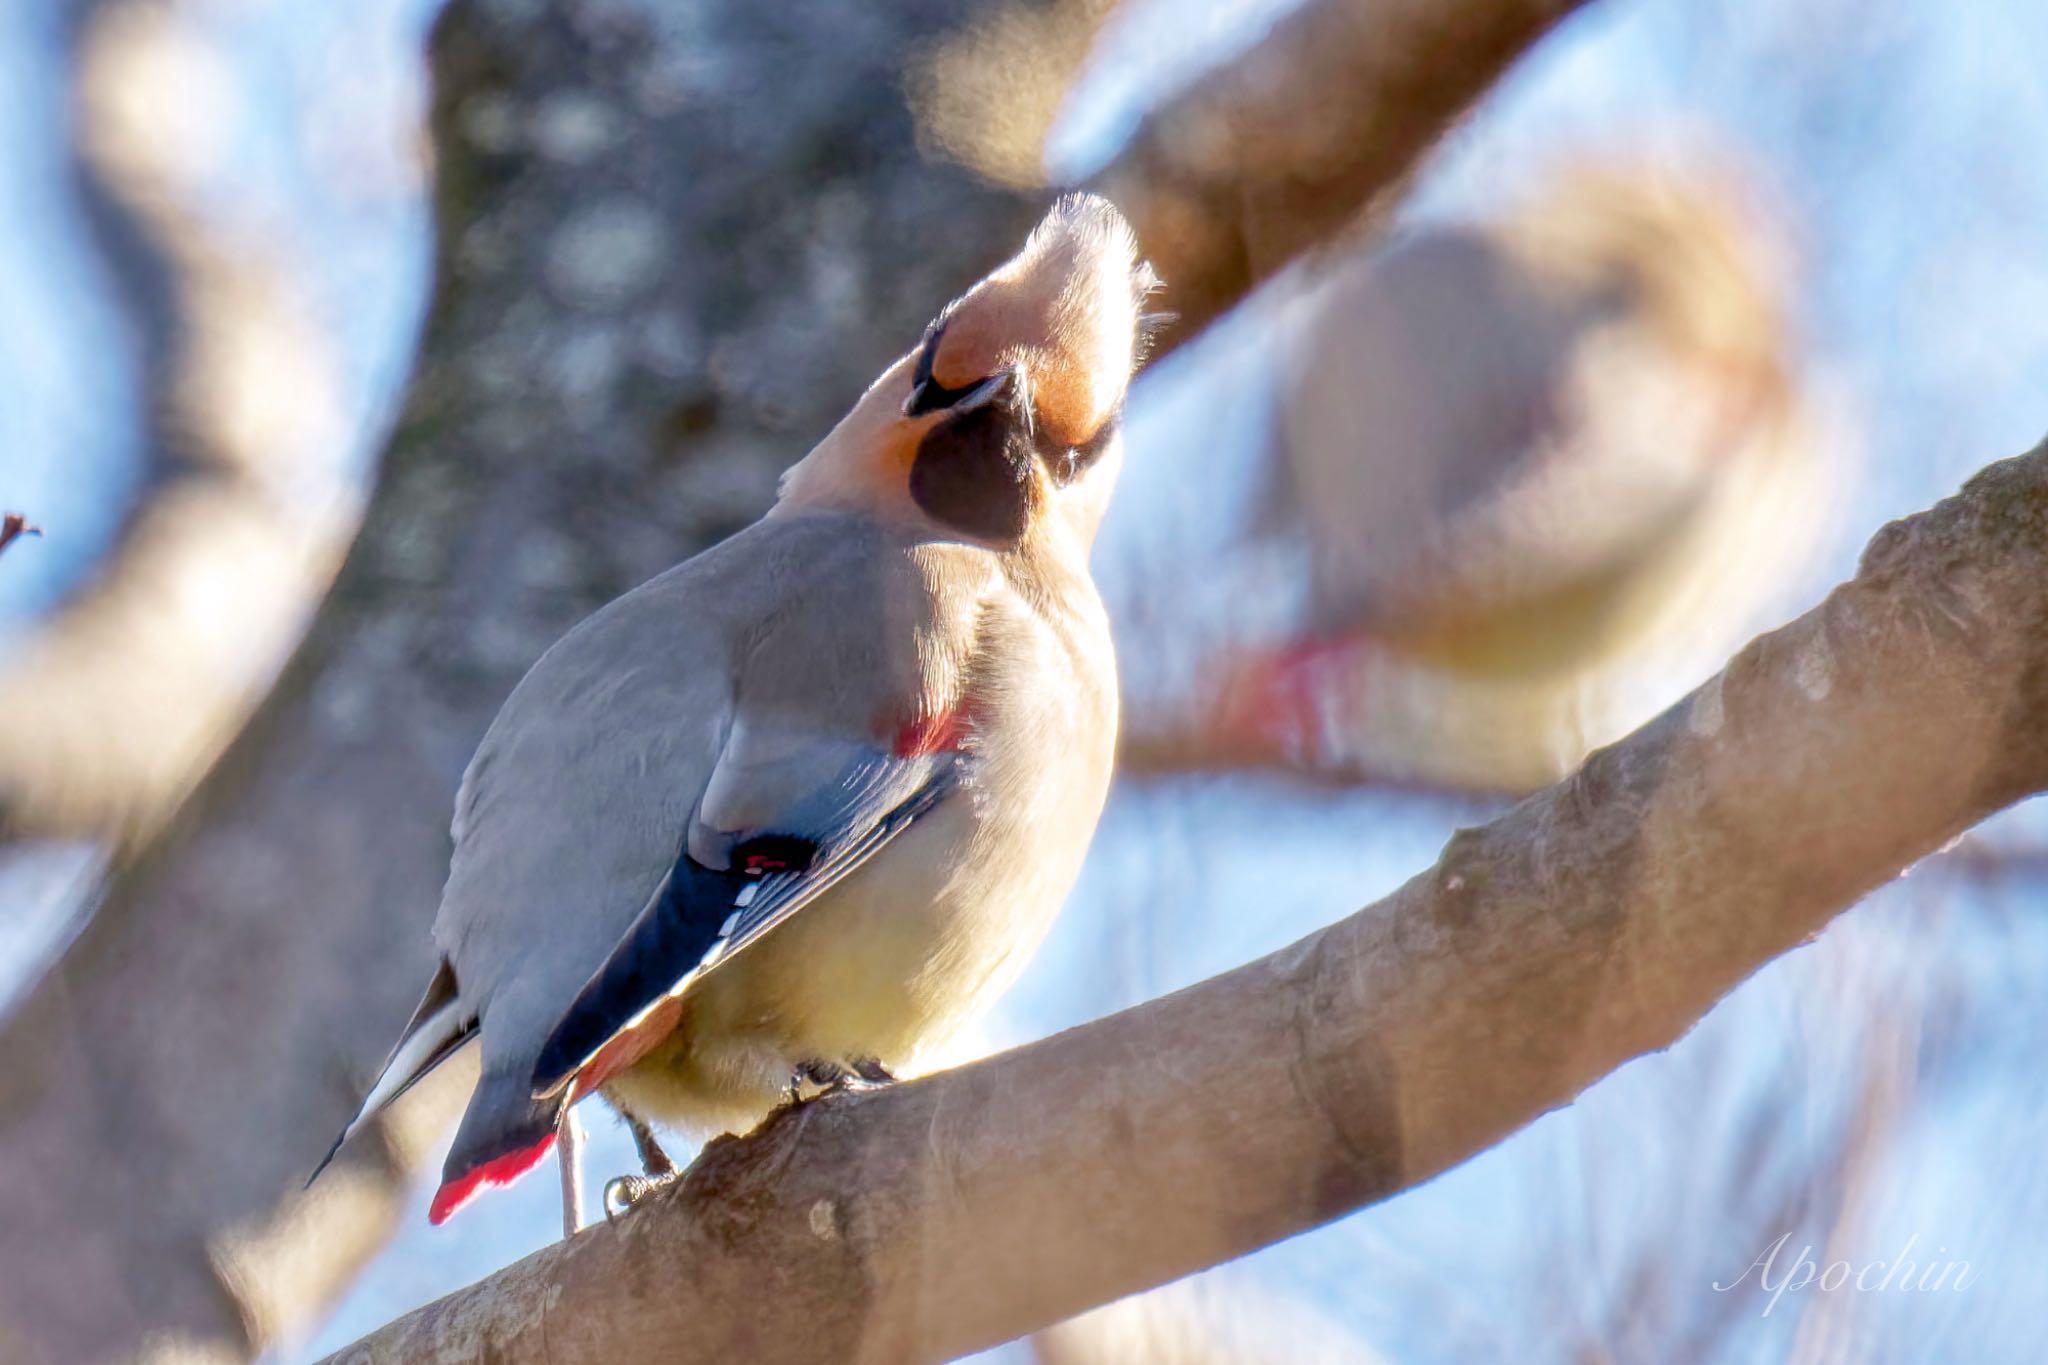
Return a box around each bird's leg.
[556,1105,586,1237]
[787,1058,847,1100]
[626,1109,677,1180]
[602,1105,680,1222]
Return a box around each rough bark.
[0,0,1592,1359]
[325,438,2048,1364]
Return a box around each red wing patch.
[429,1131,557,1226]
[891,697,979,758]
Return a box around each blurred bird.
[1131,151,1832,789]
[312,194,1156,1226]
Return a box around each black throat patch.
[910,403,1037,545]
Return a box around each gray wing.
[437,510,972,1092]
[529,737,960,1097]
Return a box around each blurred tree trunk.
[0,3,1040,1360]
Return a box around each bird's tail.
[427,1065,566,1225]
[306,959,476,1188]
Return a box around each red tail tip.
[1209,636,1366,766]
[428,1132,557,1226]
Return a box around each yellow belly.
[600,792,1084,1139]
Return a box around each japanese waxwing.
[312,194,1157,1224]
[1127,150,1834,789]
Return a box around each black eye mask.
[909,400,1037,546]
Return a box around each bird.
[311,193,1159,1226]
[1121,149,1830,789]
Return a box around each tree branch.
[324,438,2048,1364]
[1096,0,1591,349]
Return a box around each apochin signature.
[1714,1233,1974,1317]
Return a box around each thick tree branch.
[326,438,2048,1364]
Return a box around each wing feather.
[530,751,961,1098]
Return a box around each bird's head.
[779,193,1161,549]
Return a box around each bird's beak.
[903,366,1018,420]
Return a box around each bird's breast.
[612,594,1117,1136]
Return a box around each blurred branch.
[908,0,1121,188]
[0,0,360,846]
[323,438,2048,1363]
[916,0,1595,351]
[1095,0,1591,351]
[1923,833,2048,881]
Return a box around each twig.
[0,512,42,559]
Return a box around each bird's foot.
[603,1169,679,1222]
[785,1056,898,1105]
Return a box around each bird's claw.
[603,1170,678,1222]
[785,1056,898,1106]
